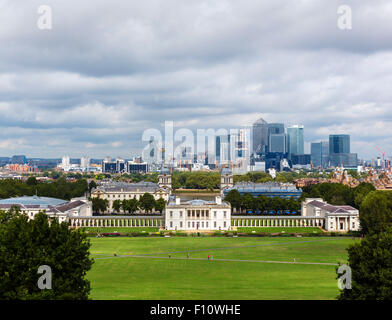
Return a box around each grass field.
[87,236,358,300]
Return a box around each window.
[214,221,217,228]
[180,221,183,228]
[224,221,226,228]
[352,222,355,228]
[214,211,217,218]
[224,211,226,218]
[206,222,208,228]
[180,211,183,217]
[192,222,195,228]
[202,222,204,228]
[170,221,173,228]
[188,222,190,228]
[170,211,173,218]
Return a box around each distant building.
[223,182,302,200]
[0,196,92,223]
[269,133,286,153]
[302,198,359,232]
[11,155,27,165]
[252,118,269,155]
[328,134,358,168]
[287,125,304,156]
[291,154,311,166]
[329,134,350,154]
[165,196,231,231]
[127,161,148,174]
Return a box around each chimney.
[175,197,181,205]
[215,196,222,205]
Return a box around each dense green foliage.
[0,210,93,300]
[0,177,88,201]
[224,189,301,214]
[338,228,392,300]
[359,191,392,235]
[301,182,376,209]
[338,190,392,300]
[171,172,220,190]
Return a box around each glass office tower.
[329,134,350,154]
[252,118,269,155]
[287,125,304,155]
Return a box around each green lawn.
[87,236,358,300]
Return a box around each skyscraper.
[310,141,329,168]
[328,134,357,167]
[287,125,304,156]
[252,118,269,155]
[311,142,322,167]
[329,135,350,154]
[269,133,286,153]
[267,123,285,135]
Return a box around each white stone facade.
[165,196,231,231]
[301,198,360,232]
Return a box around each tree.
[224,190,242,213]
[353,182,376,208]
[242,193,256,213]
[88,180,97,193]
[90,198,108,214]
[154,198,166,213]
[139,193,156,213]
[0,211,93,299]
[338,228,392,300]
[359,191,392,235]
[122,198,139,214]
[256,195,268,214]
[26,177,37,186]
[112,200,122,213]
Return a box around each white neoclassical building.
[301,198,360,232]
[165,196,231,231]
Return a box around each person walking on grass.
[208,254,210,260]
[187,253,190,259]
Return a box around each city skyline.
[1,1,392,159]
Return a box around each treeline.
[301,182,376,209]
[224,190,301,215]
[0,177,88,200]
[171,172,221,190]
[90,193,166,214]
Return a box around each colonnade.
[231,217,325,228]
[69,217,164,228]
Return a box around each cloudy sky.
[0,0,391,159]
